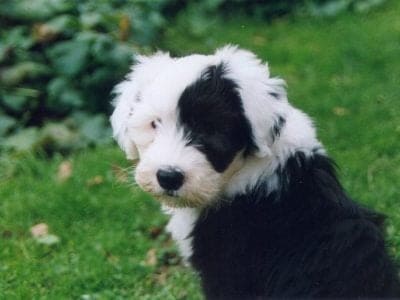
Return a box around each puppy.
[111,46,400,299]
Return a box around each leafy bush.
[0,0,169,153]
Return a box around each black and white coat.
[111,46,400,299]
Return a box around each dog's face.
[111,46,288,208]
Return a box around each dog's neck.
[224,105,324,197]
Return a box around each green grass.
[0,148,202,299]
[1,1,400,298]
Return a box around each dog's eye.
[150,119,161,129]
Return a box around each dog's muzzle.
[156,167,184,194]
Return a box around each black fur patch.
[270,115,286,143]
[178,63,256,172]
[269,92,280,100]
[190,152,400,299]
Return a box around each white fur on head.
[110,50,225,207]
[110,52,172,159]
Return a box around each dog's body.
[188,153,399,298]
[111,46,400,298]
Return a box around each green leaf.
[2,128,40,152]
[33,15,80,44]
[0,62,52,86]
[0,44,9,64]
[0,115,17,136]
[80,12,104,30]
[91,34,114,64]
[1,27,34,50]
[82,68,113,87]
[107,44,133,67]
[79,114,112,145]
[44,14,80,36]
[0,0,74,21]
[353,0,387,12]
[59,89,84,109]
[39,122,82,152]
[47,40,90,77]
[1,93,29,112]
[47,78,84,111]
[308,0,352,16]
[47,77,69,98]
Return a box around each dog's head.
[111,46,292,208]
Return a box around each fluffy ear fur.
[110,86,138,160]
[214,45,288,158]
[110,52,171,159]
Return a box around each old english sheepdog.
[111,46,400,298]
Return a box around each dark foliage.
[0,0,170,153]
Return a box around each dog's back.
[190,152,400,299]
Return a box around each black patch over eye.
[177,63,256,172]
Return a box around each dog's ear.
[110,85,139,160]
[110,52,171,160]
[214,45,288,158]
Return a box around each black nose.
[156,168,184,191]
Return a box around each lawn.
[1,1,399,298]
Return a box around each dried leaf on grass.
[160,250,180,266]
[106,251,120,266]
[332,106,349,116]
[153,266,169,285]
[30,223,60,245]
[145,248,158,266]
[30,223,49,237]
[148,226,163,239]
[2,230,13,238]
[252,35,267,46]
[57,161,73,182]
[86,175,104,186]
